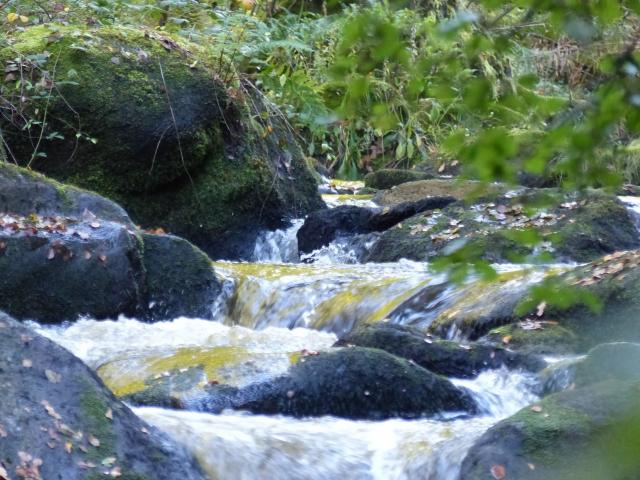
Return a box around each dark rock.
[0,313,206,480]
[0,219,145,323]
[364,169,433,190]
[1,26,322,260]
[0,163,219,323]
[366,189,639,263]
[460,380,640,480]
[0,162,132,226]
[181,347,478,420]
[297,196,455,254]
[142,233,220,320]
[482,322,579,356]
[335,323,546,378]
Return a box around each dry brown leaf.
[490,464,506,479]
[531,405,543,413]
[88,435,100,447]
[45,370,61,384]
[0,465,8,480]
[105,409,113,421]
[536,301,546,317]
[41,400,61,420]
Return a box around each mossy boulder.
[573,343,640,387]
[335,323,546,378]
[188,347,478,420]
[483,321,579,356]
[0,313,206,480]
[1,25,322,259]
[0,163,219,322]
[366,189,639,263]
[372,179,505,207]
[528,250,640,348]
[460,380,640,480]
[364,169,433,190]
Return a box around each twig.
[27,49,61,168]
[158,60,197,191]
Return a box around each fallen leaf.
[531,405,543,413]
[41,400,62,420]
[502,335,512,345]
[64,442,72,453]
[101,457,117,467]
[47,248,55,260]
[0,425,6,438]
[90,222,101,229]
[109,467,122,478]
[0,465,8,480]
[536,301,546,317]
[105,409,113,421]
[88,435,100,447]
[22,359,32,368]
[45,369,61,384]
[490,464,506,479]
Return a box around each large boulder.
[335,323,546,378]
[0,163,219,322]
[366,189,639,264]
[372,179,505,207]
[364,169,432,190]
[297,196,455,254]
[1,25,323,259]
[133,347,478,420]
[460,380,640,480]
[0,313,206,480]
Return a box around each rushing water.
[37,186,622,479]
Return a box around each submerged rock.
[297,196,455,254]
[366,189,639,264]
[335,323,546,378]
[1,25,322,259]
[364,169,433,190]
[0,313,206,480]
[0,163,219,323]
[136,347,478,420]
[460,380,640,480]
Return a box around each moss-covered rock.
[366,188,639,264]
[0,313,206,480]
[364,169,433,190]
[460,380,640,480]
[1,25,322,259]
[335,323,546,378]
[483,321,579,355]
[373,179,505,207]
[0,162,219,322]
[189,347,478,420]
[573,343,640,387]
[529,250,640,348]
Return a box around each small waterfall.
[619,195,640,231]
[253,219,304,263]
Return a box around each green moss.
[80,385,117,462]
[486,322,578,354]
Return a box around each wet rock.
[460,380,640,480]
[483,321,579,356]
[335,323,546,378]
[364,169,433,190]
[142,233,219,320]
[0,162,132,226]
[528,250,640,348]
[1,25,322,260]
[373,179,505,207]
[366,189,639,263]
[297,196,455,254]
[573,342,640,387]
[182,347,478,420]
[0,163,219,323]
[0,313,206,480]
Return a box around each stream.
[30,189,597,480]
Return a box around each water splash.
[253,219,304,263]
[136,409,496,480]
